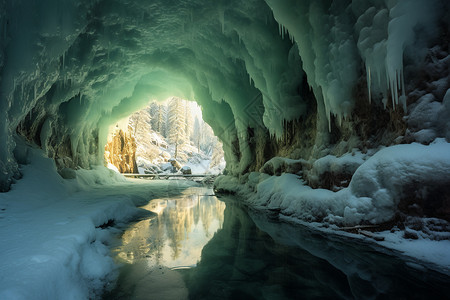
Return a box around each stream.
[103,184,450,299]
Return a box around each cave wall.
[0,0,449,191]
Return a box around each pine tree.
[129,106,151,137]
[167,97,186,159]
[149,102,159,131]
[193,116,202,152]
[185,102,193,143]
[158,104,167,137]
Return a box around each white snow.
[215,140,450,271]
[0,147,198,299]
[377,229,450,271]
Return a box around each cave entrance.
[104,97,225,175]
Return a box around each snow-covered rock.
[181,166,192,175]
[218,140,450,226]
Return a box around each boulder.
[181,166,192,175]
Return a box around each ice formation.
[0,1,449,218]
[0,0,444,187]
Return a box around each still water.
[104,185,450,300]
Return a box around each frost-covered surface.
[215,140,450,270]
[0,148,197,299]
[217,139,450,225]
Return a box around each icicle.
[62,51,65,70]
[281,25,285,40]
[367,65,372,104]
[377,67,381,87]
[278,23,281,36]
[400,68,405,96]
[400,69,406,111]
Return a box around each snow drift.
[0,144,197,299]
[216,140,450,226]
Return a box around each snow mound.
[0,148,172,299]
[223,140,450,226]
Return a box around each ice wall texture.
[0,0,449,190]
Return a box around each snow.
[184,159,210,174]
[377,229,450,270]
[0,147,198,299]
[215,140,450,271]
[246,140,450,225]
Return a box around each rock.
[169,159,182,171]
[259,157,309,176]
[58,167,77,179]
[181,166,192,175]
[104,128,138,173]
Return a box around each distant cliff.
[104,128,138,174]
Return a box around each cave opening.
[103,97,225,175]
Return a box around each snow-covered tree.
[149,102,159,131]
[185,102,193,143]
[193,116,202,152]
[167,97,186,158]
[129,106,151,137]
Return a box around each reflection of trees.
[162,193,225,259]
[116,188,226,264]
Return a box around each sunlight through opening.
[104,97,225,175]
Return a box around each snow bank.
[310,151,366,177]
[221,140,450,226]
[0,147,197,299]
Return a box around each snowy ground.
[136,151,225,175]
[0,148,198,299]
[214,140,450,275]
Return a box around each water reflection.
[183,196,450,300]
[116,187,225,268]
[106,189,450,300]
[105,186,225,300]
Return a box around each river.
[103,184,450,299]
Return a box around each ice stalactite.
[0,0,448,189]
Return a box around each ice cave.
[1,0,450,299]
